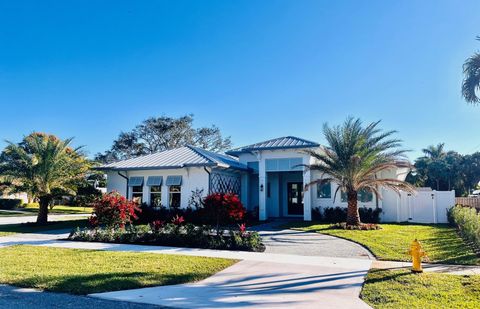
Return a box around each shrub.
[199,193,246,232]
[448,205,480,252]
[0,198,22,210]
[315,206,381,224]
[89,191,141,229]
[68,222,265,252]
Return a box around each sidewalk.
[0,214,89,225]
[372,260,480,275]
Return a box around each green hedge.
[448,205,480,251]
[0,199,23,210]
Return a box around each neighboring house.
[0,192,28,204]
[99,136,454,223]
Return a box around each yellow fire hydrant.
[408,239,426,273]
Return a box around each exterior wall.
[310,170,378,211]
[266,172,280,217]
[106,167,209,209]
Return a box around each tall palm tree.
[0,133,90,224]
[422,143,445,160]
[304,117,415,226]
[462,37,480,104]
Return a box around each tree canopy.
[462,36,480,104]
[96,115,232,163]
[407,144,480,196]
[304,117,414,226]
[0,133,90,223]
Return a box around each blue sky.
[1,1,479,159]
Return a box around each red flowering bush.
[89,191,141,229]
[201,193,246,234]
[171,215,185,225]
[149,220,165,232]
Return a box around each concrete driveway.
[252,221,374,259]
[92,258,371,308]
[90,222,373,308]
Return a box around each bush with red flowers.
[89,191,141,229]
[201,193,246,233]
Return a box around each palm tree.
[422,143,445,160]
[0,133,90,224]
[462,37,480,104]
[304,117,415,226]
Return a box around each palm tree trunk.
[37,196,51,224]
[346,191,361,226]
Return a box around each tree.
[303,117,415,226]
[407,144,479,196]
[0,133,90,224]
[95,115,232,163]
[422,143,445,160]
[462,36,480,104]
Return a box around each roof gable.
[226,136,320,156]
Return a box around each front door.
[287,182,304,215]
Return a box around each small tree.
[89,191,141,229]
[0,133,90,224]
[303,118,415,226]
[202,193,246,234]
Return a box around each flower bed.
[68,221,265,252]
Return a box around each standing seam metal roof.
[98,146,248,171]
[226,136,320,156]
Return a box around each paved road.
[0,285,163,309]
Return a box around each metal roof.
[98,145,249,171]
[226,136,320,156]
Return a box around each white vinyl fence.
[382,190,455,224]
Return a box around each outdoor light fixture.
[260,184,264,192]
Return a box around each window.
[169,185,181,208]
[146,176,163,208]
[340,189,373,203]
[132,186,143,204]
[150,186,162,208]
[358,189,373,203]
[317,182,331,198]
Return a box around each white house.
[99,136,455,223]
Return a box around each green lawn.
[0,245,236,294]
[361,269,480,309]
[19,203,93,215]
[0,219,88,237]
[288,222,480,265]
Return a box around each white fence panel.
[381,189,455,223]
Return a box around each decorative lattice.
[210,172,241,195]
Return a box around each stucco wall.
[106,167,209,209]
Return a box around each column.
[258,159,267,221]
[303,157,312,221]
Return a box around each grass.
[287,222,480,265]
[361,269,480,309]
[0,245,236,294]
[0,219,88,237]
[19,203,93,215]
